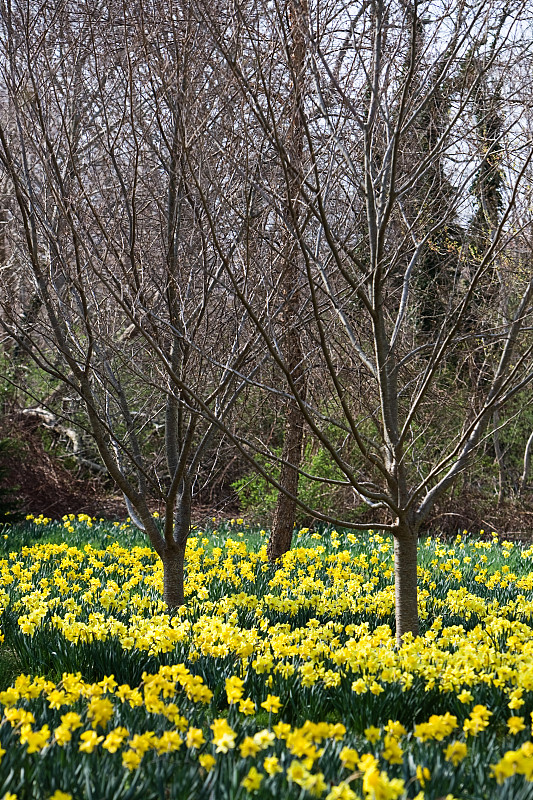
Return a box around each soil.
[0,412,124,519]
[0,411,240,523]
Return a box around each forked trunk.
[162,543,187,610]
[393,526,419,644]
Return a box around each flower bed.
[0,519,532,798]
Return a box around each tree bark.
[492,410,506,505]
[162,542,187,610]
[394,525,419,644]
[268,402,305,560]
[161,477,192,610]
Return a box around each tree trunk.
[492,410,506,505]
[394,526,419,644]
[267,0,308,563]
[162,542,187,610]
[520,431,533,496]
[161,477,192,610]
[268,402,304,560]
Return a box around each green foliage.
[231,441,352,521]
[0,438,23,524]
[0,645,22,692]
[231,454,279,517]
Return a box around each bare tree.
[194,0,533,641]
[0,0,266,607]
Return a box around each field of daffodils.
[0,515,532,799]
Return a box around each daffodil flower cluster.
[0,662,512,800]
[0,523,533,797]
